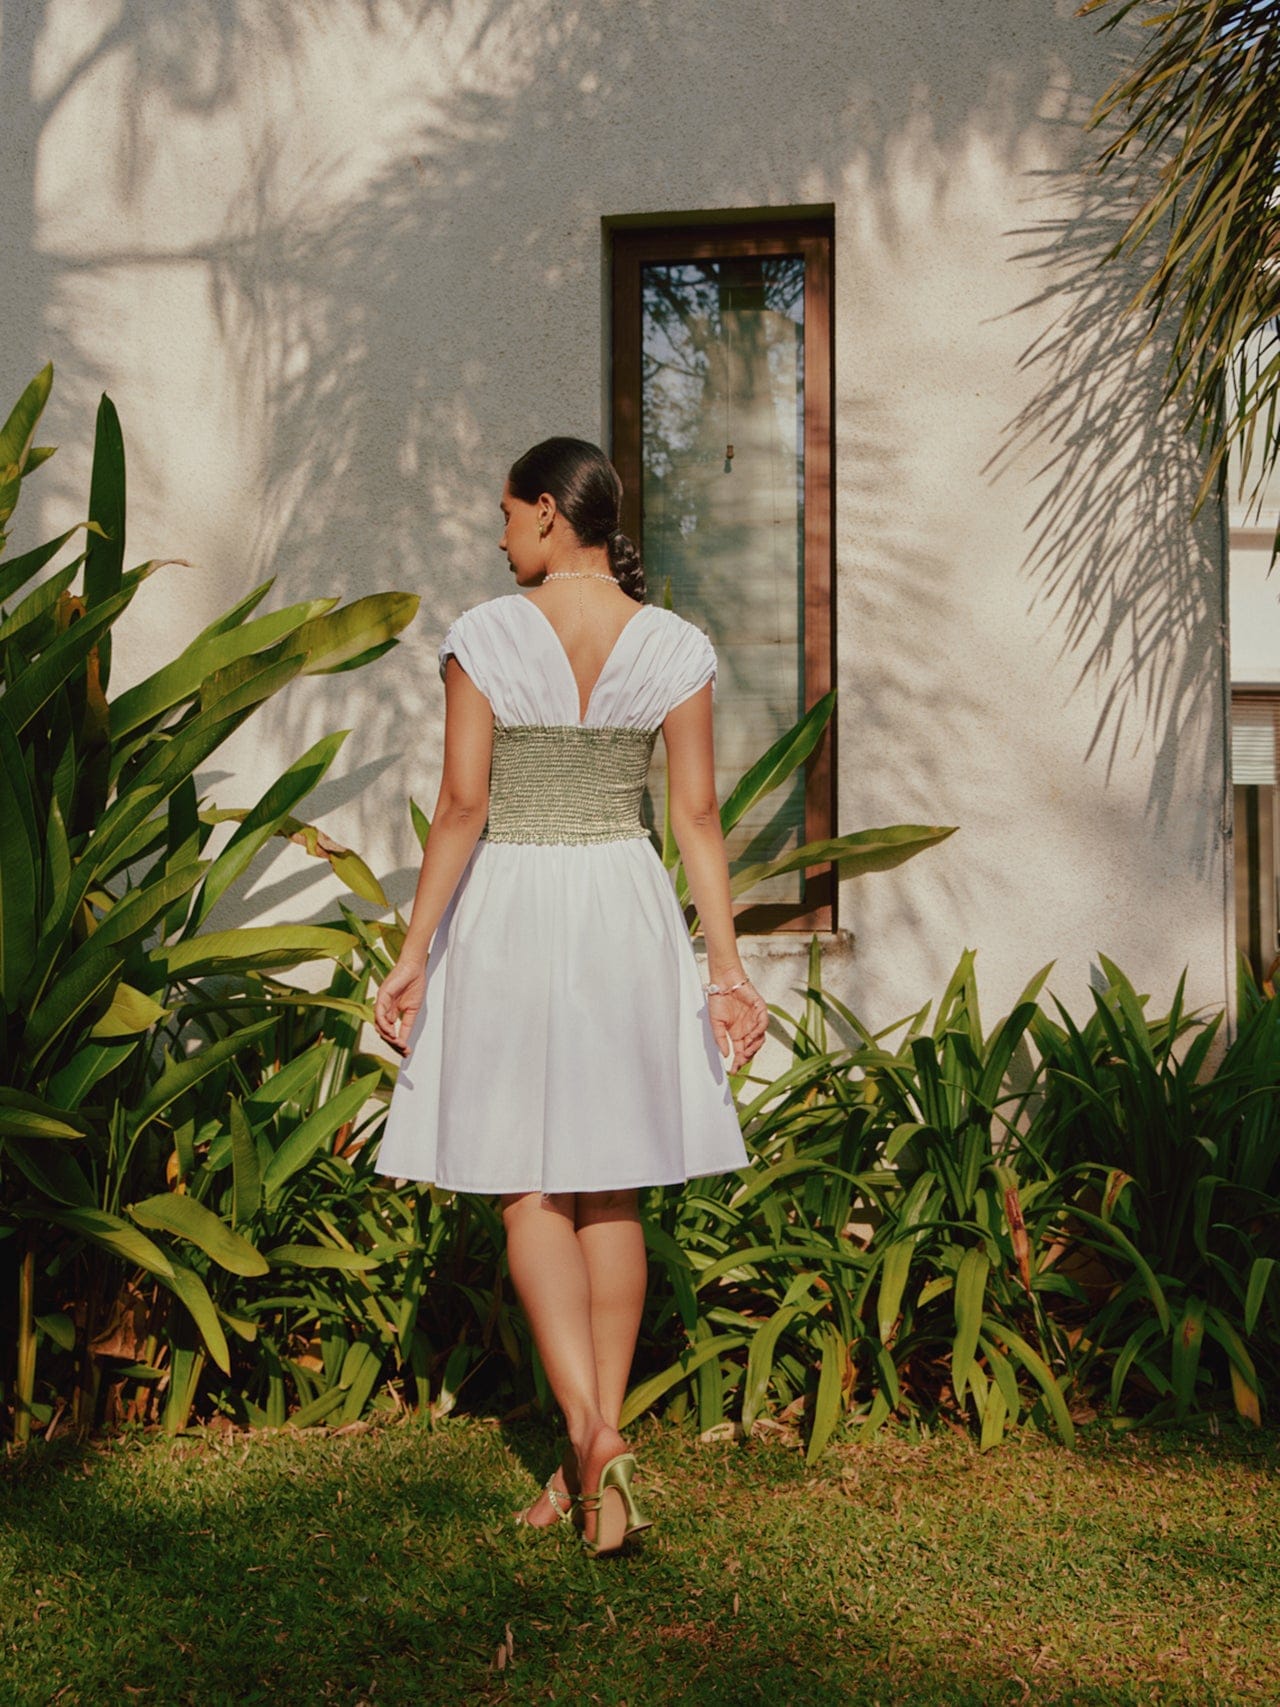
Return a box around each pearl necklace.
[543,571,618,584]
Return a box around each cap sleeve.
[438,607,488,695]
[663,621,718,717]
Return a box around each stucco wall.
[0,0,1232,1036]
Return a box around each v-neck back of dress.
[435,593,718,733]
[518,595,650,726]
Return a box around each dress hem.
[373,1159,749,1193]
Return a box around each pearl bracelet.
[703,977,751,996]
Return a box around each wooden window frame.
[610,218,836,932]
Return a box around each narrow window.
[611,217,835,930]
[1231,690,1280,985]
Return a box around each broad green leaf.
[191,732,349,926]
[718,690,835,836]
[283,591,419,675]
[1244,1258,1275,1336]
[44,1039,138,1109]
[266,1244,382,1271]
[24,864,207,1062]
[159,1262,231,1375]
[0,714,39,1010]
[82,394,126,692]
[0,1088,90,1141]
[129,1018,276,1134]
[110,597,337,741]
[261,1072,379,1204]
[875,1237,914,1347]
[89,982,170,1038]
[5,1139,96,1206]
[742,1304,802,1431]
[1170,1295,1206,1420]
[0,365,53,529]
[129,1193,269,1277]
[0,524,95,609]
[229,1098,260,1227]
[806,1323,847,1464]
[20,1204,175,1280]
[728,824,957,899]
[981,1317,1075,1447]
[1,579,140,734]
[0,557,80,645]
[619,1334,749,1429]
[153,924,355,982]
[951,1246,990,1405]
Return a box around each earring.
[538,520,550,539]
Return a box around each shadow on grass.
[4,1419,1280,1705]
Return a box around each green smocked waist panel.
[482,722,659,846]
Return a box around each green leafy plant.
[0,367,417,1440]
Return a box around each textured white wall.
[0,0,1232,1035]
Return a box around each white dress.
[374,592,750,1194]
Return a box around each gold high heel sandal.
[514,1472,577,1530]
[578,1453,652,1555]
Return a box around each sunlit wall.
[0,0,1232,1029]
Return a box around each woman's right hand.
[707,979,768,1073]
[374,960,426,1057]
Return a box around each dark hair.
[507,436,646,601]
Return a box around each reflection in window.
[640,256,806,902]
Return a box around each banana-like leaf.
[0,1088,90,1141]
[152,924,356,982]
[266,1243,382,1271]
[44,1039,138,1109]
[282,592,420,675]
[0,714,39,1011]
[718,690,835,837]
[229,1099,260,1228]
[190,732,349,927]
[0,524,96,608]
[728,824,957,899]
[619,1333,749,1429]
[110,597,338,742]
[158,1261,231,1375]
[130,1192,269,1277]
[129,1018,277,1135]
[89,983,170,1038]
[1170,1294,1206,1420]
[261,1072,380,1205]
[951,1246,990,1405]
[23,864,206,1061]
[83,395,125,693]
[805,1322,847,1464]
[0,365,53,531]
[0,558,81,645]
[1,578,140,734]
[290,821,388,908]
[21,1204,175,1280]
[5,1138,96,1206]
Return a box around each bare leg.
[502,1189,638,1544]
[575,1189,646,1428]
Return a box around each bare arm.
[374,656,492,1052]
[663,683,768,1070]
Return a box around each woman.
[373,437,768,1555]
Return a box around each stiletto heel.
[578,1453,651,1555]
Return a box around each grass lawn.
[2,1414,1278,1705]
